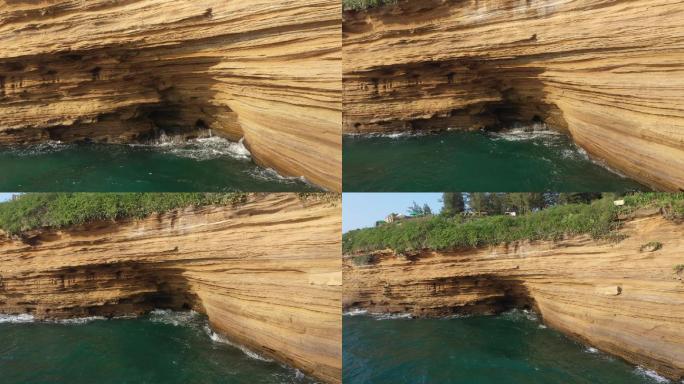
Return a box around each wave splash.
[146,133,252,161]
[634,366,671,383]
[4,141,73,156]
[0,314,35,323]
[148,309,202,326]
[343,308,368,317]
[203,325,274,362]
[248,167,313,187]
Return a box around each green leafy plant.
[639,241,663,252]
[620,193,684,218]
[351,254,375,266]
[343,0,397,11]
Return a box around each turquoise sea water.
[0,310,315,384]
[343,311,669,384]
[0,138,317,192]
[343,130,648,191]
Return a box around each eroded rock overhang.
[0,1,342,191]
[0,194,343,384]
[343,0,684,190]
[343,213,684,381]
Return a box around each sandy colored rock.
[344,214,684,380]
[0,194,342,384]
[0,1,341,190]
[343,0,684,190]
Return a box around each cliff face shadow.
[10,261,204,319]
[364,274,537,318]
[345,58,569,134]
[0,41,238,144]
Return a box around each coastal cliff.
[343,0,684,190]
[343,213,684,381]
[0,194,342,384]
[0,1,341,190]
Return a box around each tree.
[422,203,432,216]
[407,201,424,217]
[558,193,602,205]
[469,193,486,213]
[468,193,503,215]
[441,193,464,216]
[503,193,546,214]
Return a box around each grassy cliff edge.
[0,193,248,236]
[343,193,684,254]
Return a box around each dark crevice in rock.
[10,262,204,319]
[345,60,569,135]
[0,46,243,145]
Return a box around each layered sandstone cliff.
[343,0,684,190]
[0,1,341,190]
[343,213,684,380]
[0,194,342,384]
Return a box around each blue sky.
[343,193,442,233]
[0,193,16,202]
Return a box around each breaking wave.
[634,366,671,383]
[342,308,415,320]
[500,308,539,322]
[0,314,110,324]
[488,126,563,142]
[373,313,413,320]
[148,309,202,326]
[343,308,368,317]
[248,167,313,187]
[4,141,73,156]
[344,131,429,139]
[144,134,252,161]
[204,325,273,362]
[0,314,35,323]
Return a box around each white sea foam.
[204,325,273,362]
[344,131,426,139]
[373,313,413,320]
[7,141,72,156]
[51,316,107,324]
[585,347,599,354]
[489,126,562,142]
[501,308,539,322]
[0,314,120,324]
[294,369,306,379]
[149,135,252,161]
[343,308,368,317]
[148,309,201,326]
[634,366,671,383]
[579,146,632,179]
[0,313,35,323]
[248,167,312,187]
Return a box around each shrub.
[343,0,397,11]
[351,254,375,266]
[343,193,684,254]
[0,193,247,235]
[621,193,684,218]
[639,241,663,252]
[674,265,684,273]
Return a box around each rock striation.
[343,213,684,381]
[343,0,684,190]
[0,193,342,384]
[0,1,341,191]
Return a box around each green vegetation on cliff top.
[0,193,247,236]
[343,0,396,11]
[343,193,684,254]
